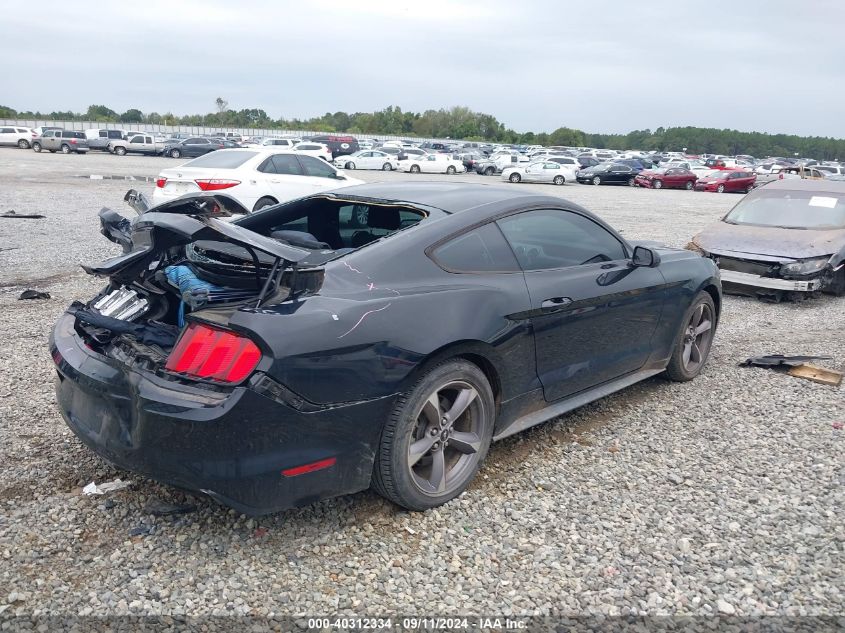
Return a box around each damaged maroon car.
[689,179,845,299]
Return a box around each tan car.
[32,130,89,154]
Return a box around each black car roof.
[327,182,540,214]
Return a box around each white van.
[84,128,126,151]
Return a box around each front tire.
[484,167,495,176]
[509,173,521,183]
[170,149,181,159]
[665,291,716,382]
[653,179,663,189]
[627,177,636,186]
[115,146,127,156]
[685,180,694,190]
[717,184,725,193]
[32,142,41,152]
[823,268,845,297]
[371,360,495,510]
[410,165,420,173]
[592,176,602,185]
[346,162,356,170]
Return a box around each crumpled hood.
[693,221,845,260]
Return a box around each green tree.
[120,108,144,123]
[85,104,118,121]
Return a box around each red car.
[694,170,756,193]
[635,167,697,190]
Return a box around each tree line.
[1,103,842,160]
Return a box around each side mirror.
[631,245,661,268]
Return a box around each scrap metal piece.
[740,354,832,368]
[2,210,45,219]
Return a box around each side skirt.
[492,368,664,442]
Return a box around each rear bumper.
[719,269,822,292]
[51,312,393,515]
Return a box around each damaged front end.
[687,242,843,301]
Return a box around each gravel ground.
[0,148,842,620]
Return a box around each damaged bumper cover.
[50,312,394,515]
[718,269,823,292]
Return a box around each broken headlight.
[780,257,830,276]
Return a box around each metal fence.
[0,119,435,143]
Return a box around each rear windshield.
[183,151,258,169]
[724,190,845,229]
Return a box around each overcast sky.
[2,0,843,137]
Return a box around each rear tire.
[665,291,716,382]
[446,165,456,175]
[252,197,278,212]
[32,142,41,152]
[61,144,71,154]
[484,167,495,176]
[553,175,565,185]
[509,173,521,183]
[410,165,420,173]
[382,162,392,171]
[17,139,29,149]
[346,162,356,170]
[371,359,495,511]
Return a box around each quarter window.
[497,209,627,270]
[431,223,520,273]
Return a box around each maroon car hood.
[694,221,845,260]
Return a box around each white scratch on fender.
[331,314,339,320]
[343,261,363,274]
[337,303,392,339]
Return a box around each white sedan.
[333,150,400,171]
[292,142,332,162]
[403,154,465,174]
[151,148,365,213]
[502,161,577,185]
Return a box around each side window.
[497,209,627,271]
[270,154,303,175]
[145,136,153,144]
[431,223,520,273]
[1,127,14,133]
[299,156,335,178]
[99,130,108,138]
[130,135,143,143]
[109,130,123,139]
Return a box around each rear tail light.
[165,322,261,383]
[156,178,167,188]
[194,178,240,191]
[70,139,78,144]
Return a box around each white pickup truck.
[108,134,167,156]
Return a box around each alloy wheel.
[407,381,483,496]
[681,303,714,373]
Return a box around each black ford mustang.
[51,183,721,514]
